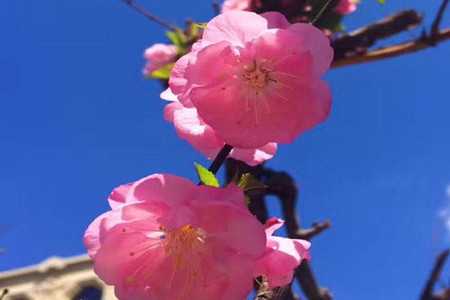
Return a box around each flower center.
[163,224,206,269]
[243,61,273,93]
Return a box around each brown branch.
[0,289,8,300]
[297,220,332,240]
[332,10,423,59]
[263,168,332,300]
[332,0,450,68]
[207,144,233,175]
[119,0,176,31]
[225,160,331,300]
[420,249,450,300]
[225,159,269,224]
[431,289,450,300]
[311,0,341,26]
[296,261,333,300]
[431,0,450,36]
[212,2,221,16]
[255,286,290,300]
[332,29,450,68]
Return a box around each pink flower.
[169,11,333,149]
[84,174,267,300]
[162,88,277,166]
[143,43,178,76]
[255,218,311,288]
[221,0,252,12]
[334,0,357,15]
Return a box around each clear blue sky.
[1,0,449,299]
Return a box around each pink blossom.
[142,43,178,76]
[162,88,277,166]
[221,0,252,12]
[169,11,333,149]
[255,218,311,288]
[84,174,267,300]
[334,0,357,15]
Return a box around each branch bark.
[332,29,450,68]
[332,0,450,68]
[225,160,332,300]
[332,10,423,59]
[419,249,450,300]
[119,0,176,31]
[431,0,449,36]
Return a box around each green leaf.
[195,163,220,187]
[377,0,386,4]
[335,23,346,33]
[166,28,187,55]
[237,173,267,191]
[147,63,174,80]
[194,23,207,29]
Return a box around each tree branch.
[119,0,177,31]
[0,289,8,300]
[208,144,233,175]
[431,0,449,36]
[332,29,450,68]
[311,0,341,26]
[332,0,450,68]
[212,2,221,16]
[332,10,423,59]
[297,220,332,240]
[263,167,332,300]
[420,249,450,300]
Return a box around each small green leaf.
[237,173,267,191]
[194,23,207,29]
[189,23,207,38]
[377,0,386,4]
[335,23,346,32]
[147,63,174,80]
[166,29,187,55]
[195,163,219,187]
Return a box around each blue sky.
[1,0,449,299]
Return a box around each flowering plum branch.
[81,1,450,299]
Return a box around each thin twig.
[208,144,233,175]
[332,10,423,59]
[212,2,221,16]
[263,168,332,300]
[332,0,450,68]
[0,289,8,300]
[332,29,450,68]
[297,220,332,240]
[431,0,450,36]
[296,261,333,300]
[311,0,341,26]
[119,0,176,31]
[420,249,450,300]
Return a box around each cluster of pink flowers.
[86,9,335,300]
[85,174,310,299]
[334,0,358,15]
[143,44,178,76]
[222,0,253,12]
[222,0,358,16]
[168,11,332,159]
